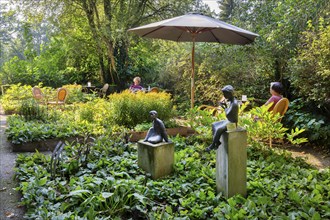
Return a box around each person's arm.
[265,96,276,106]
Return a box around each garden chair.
[272,98,289,122]
[198,104,221,116]
[95,83,109,97]
[149,87,160,93]
[47,87,68,108]
[32,87,44,103]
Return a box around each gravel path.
[0,107,25,219]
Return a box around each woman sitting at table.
[129,76,144,92]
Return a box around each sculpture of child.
[206,85,239,152]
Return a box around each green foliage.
[185,104,307,148]
[0,84,33,114]
[288,19,330,110]
[241,104,307,147]
[109,90,174,128]
[18,99,47,121]
[134,122,152,132]
[283,99,330,147]
[0,84,88,114]
[62,84,85,104]
[14,136,330,219]
[6,115,80,144]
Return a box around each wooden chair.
[198,104,221,116]
[95,83,109,97]
[272,98,289,121]
[32,87,44,103]
[149,87,159,93]
[47,87,68,107]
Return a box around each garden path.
[279,144,330,170]
[0,106,25,219]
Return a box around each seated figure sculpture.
[144,110,169,144]
[206,85,239,152]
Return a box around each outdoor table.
[82,86,96,93]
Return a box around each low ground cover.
[15,135,330,219]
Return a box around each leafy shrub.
[288,20,330,111]
[134,122,152,132]
[241,104,307,147]
[63,84,86,103]
[134,119,179,132]
[18,99,47,121]
[6,99,121,144]
[1,84,33,114]
[283,99,330,148]
[109,90,174,128]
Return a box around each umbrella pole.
[191,35,195,108]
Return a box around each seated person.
[265,82,283,111]
[129,76,144,92]
[206,85,239,152]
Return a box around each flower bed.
[14,136,330,219]
[11,136,79,152]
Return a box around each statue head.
[149,110,158,119]
[221,85,234,99]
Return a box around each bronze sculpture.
[206,85,239,152]
[144,110,169,144]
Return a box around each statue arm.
[226,101,239,123]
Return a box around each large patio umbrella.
[128,13,259,108]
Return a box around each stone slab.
[216,128,247,198]
[137,140,174,179]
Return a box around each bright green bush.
[240,104,307,147]
[62,84,84,103]
[109,90,174,128]
[0,84,33,114]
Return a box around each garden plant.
[1,0,329,218]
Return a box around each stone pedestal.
[137,140,174,179]
[216,128,247,198]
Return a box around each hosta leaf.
[38,177,48,186]
[68,189,91,196]
[101,192,114,199]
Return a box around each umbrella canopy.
[128,13,259,108]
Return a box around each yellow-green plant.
[240,104,307,148]
[63,84,86,103]
[109,90,174,128]
[1,84,33,114]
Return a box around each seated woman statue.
[144,110,169,144]
[206,85,239,152]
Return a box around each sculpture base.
[137,141,174,179]
[216,128,247,198]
